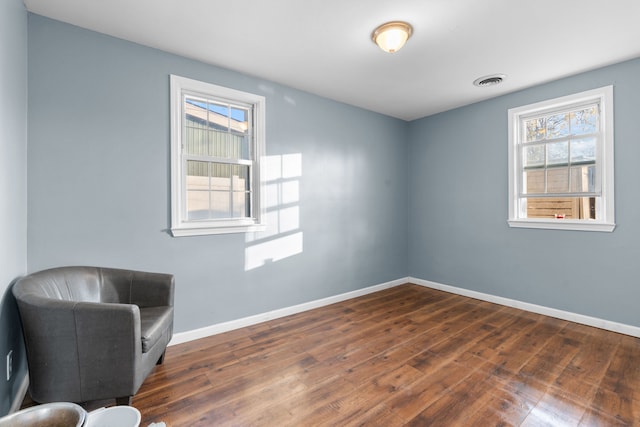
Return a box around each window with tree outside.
[170,75,266,236]
[508,86,615,232]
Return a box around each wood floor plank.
[405,368,501,426]
[384,360,482,422]
[517,326,582,384]
[23,283,640,426]
[521,387,588,426]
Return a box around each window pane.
[210,191,230,218]
[183,98,252,161]
[184,98,208,124]
[230,107,249,135]
[232,165,250,218]
[570,165,596,193]
[525,118,545,142]
[232,165,250,191]
[184,97,208,157]
[524,169,545,194]
[229,134,251,160]
[231,191,250,218]
[186,160,211,220]
[211,163,231,191]
[524,144,545,168]
[547,113,570,138]
[570,137,596,163]
[207,129,229,158]
[547,141,568,165]
[525,196,596,219]
[244,193,251,217]
[185,162,245,220]
[207,102,230,131]
[546,167,569,193]
[186,160,209,179]
[570,106,598,135]
[186,195,211,220]
[184,127,208,156]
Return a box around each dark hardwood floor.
[22,283,640,425]
[130,284,640,426]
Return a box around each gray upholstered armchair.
[12,266,174,406]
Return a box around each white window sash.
[507,86,615,232]
[170,75,266,236]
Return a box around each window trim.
[507,86,615,232]
[170,75,266,237]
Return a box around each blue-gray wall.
[27,15,408,334]
[0,0,28,416]
[408,58,640,327]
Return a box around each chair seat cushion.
[140,306,173,353]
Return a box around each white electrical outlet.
[6,350,12,381]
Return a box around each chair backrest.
[13,266,135,305]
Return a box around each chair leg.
[116,396,132,406]
[156,350,166,365]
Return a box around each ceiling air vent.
[473,74,506,87]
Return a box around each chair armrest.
[73,301,141,359]
[73,302,143,396]
[129,271,174,308]
[15,296,80,365]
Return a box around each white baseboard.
[170,275,640,346]
[169,277,409,346]
[410,277,640,338]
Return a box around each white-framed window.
[508,86,615,232]
[170,75,266,236]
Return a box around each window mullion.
[230,164,234,218]
[207,162,212,220]
[183,154,251,166]
[568,137,572,192]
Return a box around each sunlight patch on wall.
[245,231,303,270]
[245,154,303,270]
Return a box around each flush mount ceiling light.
[473,74,507,87]
[372,21,413,53]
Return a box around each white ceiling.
[23,0,640,121]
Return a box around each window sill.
[171,223,266,237]
[507,219,615,232]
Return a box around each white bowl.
[85,406,141,427]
